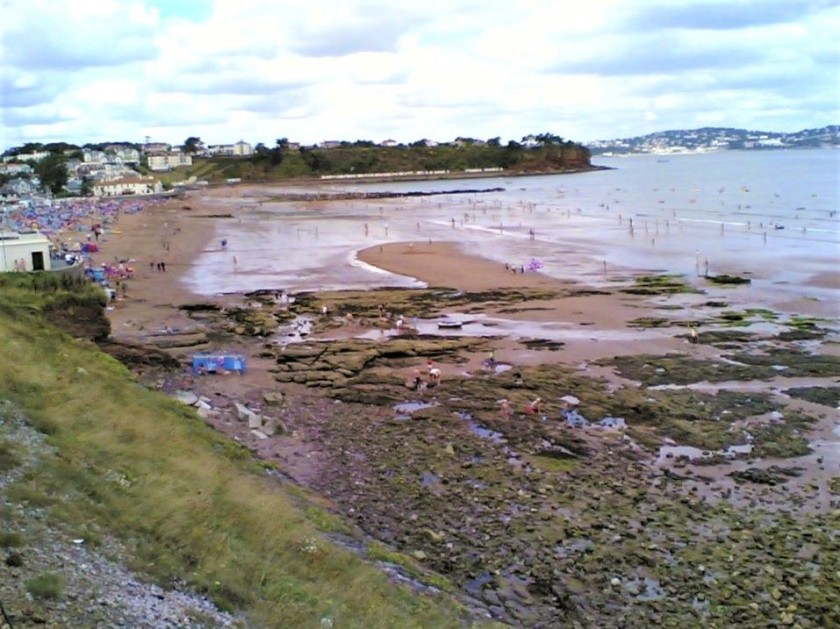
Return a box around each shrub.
[25,572,64,600]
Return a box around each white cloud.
[1,0,837,148]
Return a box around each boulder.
[173,390,198,406]
[263,391,285,406]
[235,402,263,428]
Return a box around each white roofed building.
[92,176,163,197]
[0,231,52,272]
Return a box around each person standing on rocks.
[498,398,512,420]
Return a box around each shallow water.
[183,151,839,312]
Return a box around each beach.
[91,178,839,627]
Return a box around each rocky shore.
[111,279,839,628]
[61,185,839,627]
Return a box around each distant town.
[0,133,588,203]
[0,126,836,206]
[586,125,839,155]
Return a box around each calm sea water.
[185,149,839,307]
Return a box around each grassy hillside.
[151,142,593,185]
[0,274,481,627]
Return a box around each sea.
[184,149,839,311]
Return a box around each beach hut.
[0,231,52,272]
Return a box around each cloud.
[0,70,65,108]
[547,31,762,76]
[288,5,425,57]
[2,0,160,70]
[1,0,836,147]
[622,0,832,31]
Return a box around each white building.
[92,176,163,197]
[206,141,253,157]
[0,231,52,272]
[2,151,50,163]
[147,152,193,171]
[232,140,252,156]
[0,163,34,176]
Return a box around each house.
[380,139,398,147]
[206,141,253,157]
[83,149,106,164]
[0,163,34,176]
[0,231,52,272]
[147,152,193,171]
[142,142,171,154]
[107,146,141,164]
[2,151,51,163]
[1,178,38,197]
[319,141,341,149]
[92,176,163,197]
[232,140,253,156]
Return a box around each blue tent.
[192,353,247,375]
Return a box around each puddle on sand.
[656,443,752,465]
[393,401,438,419]
[272,315,312,345]
[421,471,440,487]
[624,575,666,601]
[456,411,505,443]
[465,572,494,595]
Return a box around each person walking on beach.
[498,398,512,420]
[160,261,166,272]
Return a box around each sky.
[2,0,838,149]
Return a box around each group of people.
[149,260,167,272]
[497,396,542,420]
[407,359,442,391]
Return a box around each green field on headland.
[151,141,594,185]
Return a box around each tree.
[182,136,202,153]
[34,153,68,194]
[535,133,563,146]
[80,176,93,197]
[275,137,289,150]
[487,137,501,147]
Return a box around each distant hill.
[587,125,839,155]
[153,141,595,185]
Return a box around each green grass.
[25,572,64,600]
[0,287,471,627]
[367,542,454,593]
[0,438,21,472]
[0,530,24,547]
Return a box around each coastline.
[86,182,840,626]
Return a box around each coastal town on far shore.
[2,125,837,208]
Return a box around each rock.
[263,392,285,406]
[173,390,198,406]
[251,430,268,440]
[235,402,263,428]
[196,406,217,419]
[412,550,427,560]
[263,418,288,436]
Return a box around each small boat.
[437,319,463,329]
